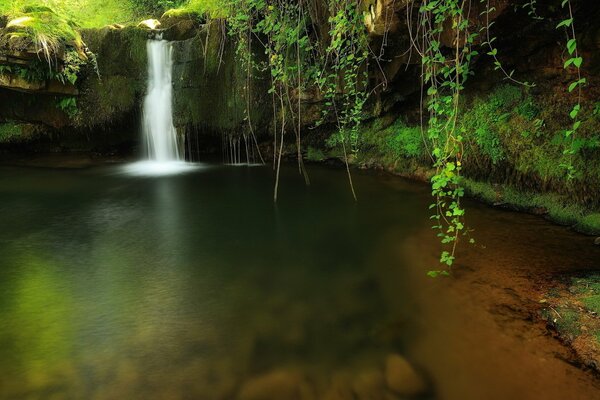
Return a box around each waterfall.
[142,38,180,162]
[122,37,197,176]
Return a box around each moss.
[575,214,600,236]
[1,0,137,28]
[356,117,427,166]
[553,307,582,339]
[461,178,498,204]
[457,178,600,235]
[76,75,137,127]
[0,122,22,143]
[4,6,81,47]
[306,147,325,162]
[583,295,600,315]
[75,27,148,127]
[594,331,600,345]
[385,120,424,158]
[165,0,229,19]
[501,187,535,210]
[460,84,545,166]
[571,275,600,323]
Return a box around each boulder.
[384,354,427,397]
[594,237,600,246]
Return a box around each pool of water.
[0,162,598,399]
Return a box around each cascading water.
[142,38,180,162]
[123,35,197,176]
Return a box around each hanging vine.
[215,0,592,274]
[556,0,585,180]
[415,0,478,276]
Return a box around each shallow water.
[0,162,598,400]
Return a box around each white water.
[124,38,197,176]
[143,38,179,162]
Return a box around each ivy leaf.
[556,18,573,29]
[567,39,577,55]
[569,104,580,119]
[568,81,578,92]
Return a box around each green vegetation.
[542,274,600,368]
[462,177,600,235]
[306,147,325,162]
[0,0,203,27]
[56,96,78,118]
[577,214,600,236]
[547,307,582,340]
[0,121,22,142]
[163,0,228,19]
[568,275,600,342]
[460,179,498,204]
[357,118,428,165]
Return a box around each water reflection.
[0,164,598,399]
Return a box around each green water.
[0,162,598,399]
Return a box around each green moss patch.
[541,275,600,370]
[461,177,599,235]
[0,121,22,143]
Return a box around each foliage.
[56,96,78,118]
[4,5,84,67]
[480,0,534,87]
[556,0,586,179]
[418,0,479,274]
[225,0,370,200]
[317,0,369,156]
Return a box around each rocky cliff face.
[0,17,270,153]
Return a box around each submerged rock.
[594,237,600,246]
[384,354,427,397]
[351,368,389,400]
[238,369,315,400]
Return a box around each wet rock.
[238,369,315,400]
[594,237,600,246]
[351,368,387,400]
[164,18,198,41]
[161,13,201,41]
[322,372,354,400]
[384,354,427,397]
[138,19,161,30]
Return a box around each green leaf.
[556,18,573,29]
[567,39,577,55]
[569,104,580,119]
[568,81,578,92]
